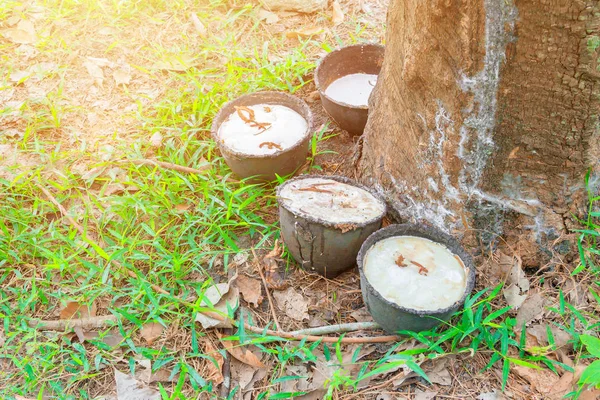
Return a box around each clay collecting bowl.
[276,175,386,278]
[314,43,384,136]
[357,224,476,334]
[211,91,313,181]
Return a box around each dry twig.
[118,159,210,175]
[252,248,281,331]
[29,315,118,330]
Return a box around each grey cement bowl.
[276,175,386,278]
[357,224,476,334]
[314,43,384,136]
[211,91,313,181]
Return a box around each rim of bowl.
[210,91,314,160]
[314,43,385,111]
[357,223,477,316]
[276,174,387,229]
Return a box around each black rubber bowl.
[211,91,313,181]
[357,224,476,334]
[314,43,384,136]
[276,175,387,278]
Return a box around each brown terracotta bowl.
[211,91,313,181]
[314,43,384,136]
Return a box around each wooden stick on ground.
[289,322,381,336]
[117,159,210,175]
[28,315,118,330]
[251,248,281,331]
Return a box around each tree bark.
[357,0,600,265]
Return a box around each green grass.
[0,0,375,397]
[1,0,598,398]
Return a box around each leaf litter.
[114,369,160,400]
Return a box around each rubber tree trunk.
[357,0,600,265]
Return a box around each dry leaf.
[114,369,160,400]
[204,339,224,384]
[477,391,504,400]
[190,13,207,37]
[285,27,324,39]
[10,70,30,83]
[230,358,258,391]
[175,203,191,212]
[15,396,36,400]
[549,372,575,399]
[83,60,104,85]
[150,132,163,148]
[525,323,572,350]
[258,8,280,24]
[273,287,309,321]
[350,307,374,323]
[236,275,263,307]
[516,292,546,326]
[503,284,527,308]
[1,19,36,44]
[414,391,437,400]
[513,365,560,395]
[60,301,97,319]
[152,55,198,71]
[113,67,131,85]
[140,322,164,345]
[230,252,249,268]
[262,242,287,289]
[579,389,600,400]
[195,280,239,329]
[331,0,344,25]
[86,57,114,67]
[2,28,35,44]
[218,335,265,368]
[427,366,451,386]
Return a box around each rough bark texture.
[357,0,600,264]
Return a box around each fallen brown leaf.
[263,242,287,290]
[285,27,324,39]
[236,275,263,307]
[513,365,560,395]
[258,8,280,24]
[60,301,97,320]
[218,334,265,368]
[204,339,224,384]
[150,132,163,148]
[114,369,160,400]
[516,292,546,326]
[190,13,207,37]
[195,280,239,329]
[140,322,164,345]
[579,388,600,400]
[331,0,344,25]
[113,67,131,85]
[83,60,104,85]
[1,19,36,44]
[273,287,309,321]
